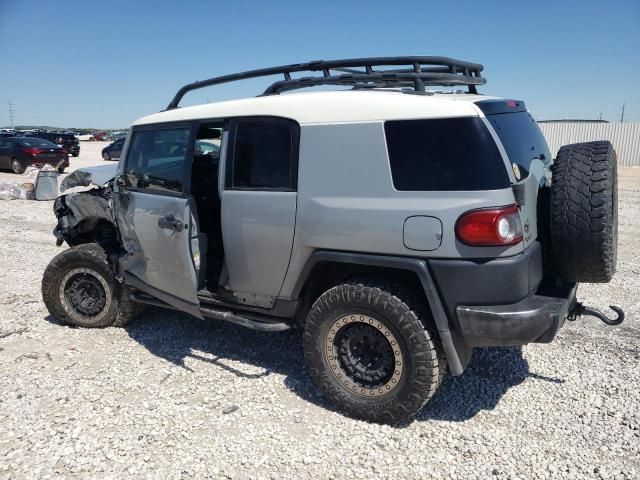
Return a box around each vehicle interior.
[190,122,225,293]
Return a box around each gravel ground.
[0,149,639,479]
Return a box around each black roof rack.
[166,56,485,110]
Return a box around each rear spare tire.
[550,141,617,282]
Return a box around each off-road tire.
[42,243,142,328]
[11,158,25,174]
[303,279,445,423]
[550,141,617,282]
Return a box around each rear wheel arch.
[291,251,470,376]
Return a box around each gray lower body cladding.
[428,241,576,348]
[428,242,544,327]
[455,281,576,347]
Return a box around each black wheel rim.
[325,314,404,397]
[336,323,395,387]
[64,272,107,316]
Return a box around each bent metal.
[41,56,623,423]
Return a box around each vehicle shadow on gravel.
[122,308,332,409]
[416,346,565,423]
[52,308,564,422]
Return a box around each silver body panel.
[112,98,546,311]
[278,121,519,299]
[113,190,201,314]
[220,190,297,306]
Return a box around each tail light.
[22,147,43,156]
[455,205,523,246]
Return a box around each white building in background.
[538,121,640,167]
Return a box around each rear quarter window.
[484,111,551,175]
[384,117,510,191]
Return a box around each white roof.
[133,90,501,126]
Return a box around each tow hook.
[568,302,625,326]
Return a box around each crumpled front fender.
[53,187,118,248]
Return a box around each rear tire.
[42,243,142,328]
[303,279,445,423]
[11,158,25,174]
[550,141,618,282]
[102,152,111,161]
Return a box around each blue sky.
[1,0,639,128]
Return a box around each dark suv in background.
[34,132,80,157]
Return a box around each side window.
[384,117,510,191]
[124,127,191,194]
[226,117,299,191]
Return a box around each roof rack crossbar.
[166,56,485,110]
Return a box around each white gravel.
[0,148,639,479]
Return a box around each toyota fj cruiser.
[42,57,623,423]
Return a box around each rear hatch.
[475,99,552,250]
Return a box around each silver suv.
[42,57,623,423]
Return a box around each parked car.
[34,132,80,157]
[0,136,69,173]
[92,131,108,141]
[102,138,125,161]
[42,57,623,423]
[77,134,95,141]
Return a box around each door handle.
[158,214,184,232]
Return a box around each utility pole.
[598,112,602,121]
[8,100,15,129]
[620,103,625,123]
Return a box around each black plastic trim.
[428,242,544,326]
[456,281,577,347]
[291,250,470,375]
[475,99,527,115]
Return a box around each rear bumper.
[456,280,577,346]
[428,241,577,347]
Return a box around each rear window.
[384,117,510,191]
[19,138,58,148]
[485,111,550,175]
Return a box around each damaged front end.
[53,186,120,250]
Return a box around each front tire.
[102,152,111,161]
[42,243,142,328]
[303,279,445,423]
